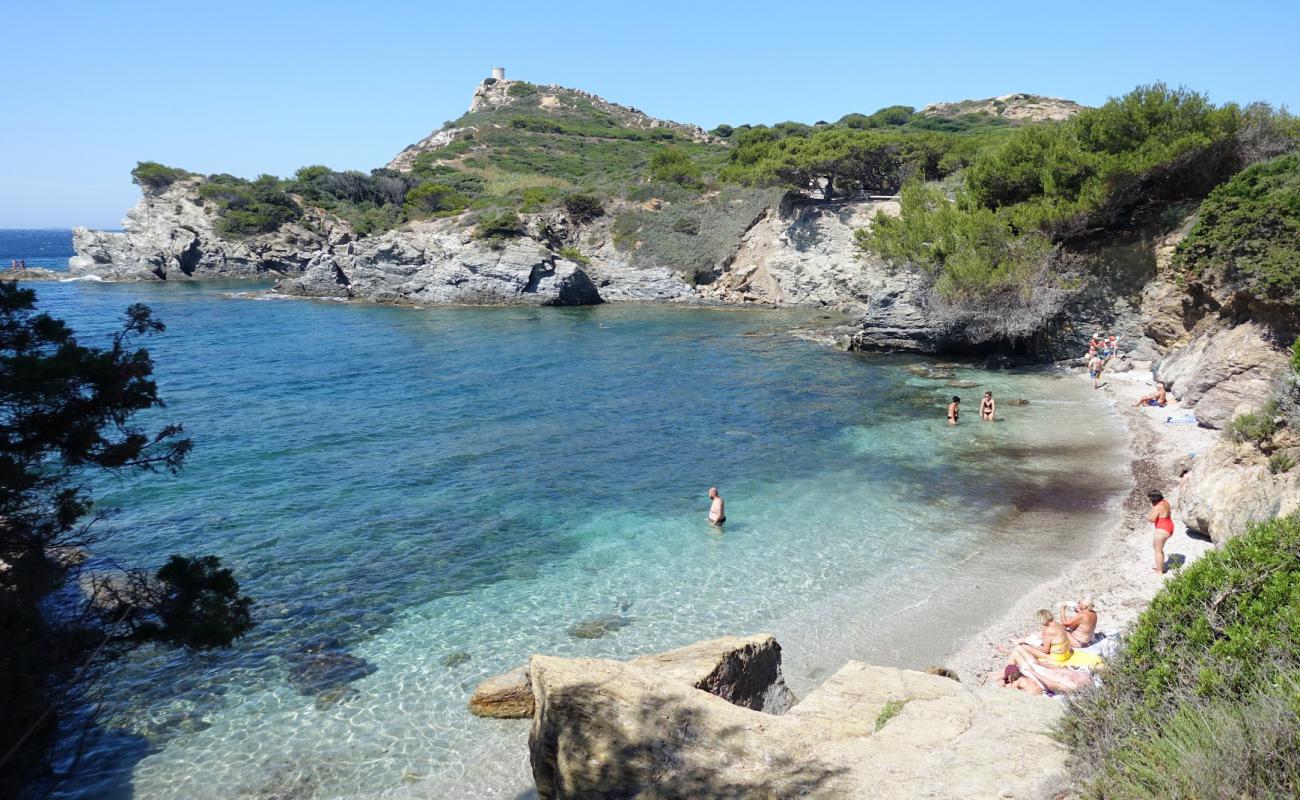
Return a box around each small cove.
[14,236,1128,800]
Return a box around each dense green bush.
[404,181,468,217]
[558,246,590,266]
[199,174,303,237]
[1060,513,1300,798]
[648,146,703,187]
[858,83,1295,308]
[131,161,193,191]
[474,210,524,240]
[1174,153,1300,305]
[860,181,1054,298]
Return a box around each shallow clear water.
[4,232,1128,799]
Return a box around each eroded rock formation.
[527,647,1066,800]
[469,634,793,720]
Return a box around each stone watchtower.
[491,67,505,81]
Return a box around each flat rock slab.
[528,653,1067,799]
[468,634,791,719]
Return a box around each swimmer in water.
[708,486,726,526]
[947,396,961,425]
[980,391,995,421]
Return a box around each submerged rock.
[944,380,981,389]
[440,651,474,668]
[567,614,633,639]
[287,639,377,698]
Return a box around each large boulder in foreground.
[528,650,1066,799]
[469,634,793,719]
[1179,437,1300,543]
[1156,319,1290,428]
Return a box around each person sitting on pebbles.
[1135,381,1168,408]
[1059,596,1098,647]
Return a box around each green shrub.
[558,246,590,266]
[672,216,700,235]
[131,161,193,191]
[1174,153,1300,306]
[404,181,468,217]
[199,174,303,237]
[1292,339,1300,375]
[1059,513,1300,798]
[474,210,524,240]
[562,193,604,223]
[1225,400,1281,444]
[1269,452,1296,474]
[648,146,703,187]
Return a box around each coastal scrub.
[1059,513,1300,798]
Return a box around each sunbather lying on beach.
[1135,382,1167,407]
[1059,597,1098,647]
[1002,647,1099,695]
[998,664,1045,695]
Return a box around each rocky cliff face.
[69,178,335,281]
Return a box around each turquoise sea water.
[4,232,1128,799]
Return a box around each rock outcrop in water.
[470,634,794,720]
[526,643,1066,799]
[69,178,334,281]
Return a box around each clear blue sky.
[3,0,1297,228]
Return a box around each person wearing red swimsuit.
[1147,490,1175,573]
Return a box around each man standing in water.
[708,487,726,526]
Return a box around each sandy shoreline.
[946,363,1219,682]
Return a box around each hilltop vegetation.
[129,79,1297,319]
[856,84,1297,340]
[129,80,1038,247]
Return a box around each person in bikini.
[1012,609,1103,669]
[1148,490,1174,573]
[1059,596,1098,647]
[1135,382,1167,407]
[980,391,996,421]
[947,396,961,426]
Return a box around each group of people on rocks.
[8,259,28,271]
[996,598,1106,696]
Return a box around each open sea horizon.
[2,230,1128,799]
